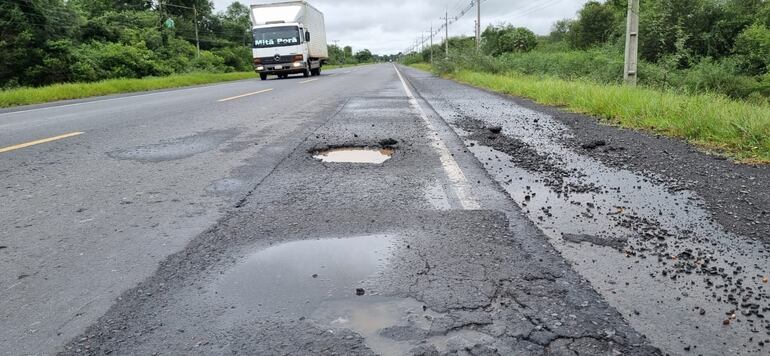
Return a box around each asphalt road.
[1,64,766,355]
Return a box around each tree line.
[409,0,770,100]
[0,0,380,89]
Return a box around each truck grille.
[260,55,294,64]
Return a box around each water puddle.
[313,147,394,164]
[214,235,396,317]
[312,297,503,356]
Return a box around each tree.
[217,2,251,46]
[327,44,344,64]
[71,0,152,15]
[354,49,373,63]
[734,24,770,76]
[482,25,537,55]
[500,27,538,53]
[549,19,573,42]
[568,1,618,49]
[0,0,82,87]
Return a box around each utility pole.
[161,2,200,57]
[475,0,481,51]
[441,11,449,59]
[193,5,200,58]
[430,24,434,64]
[332,40,341,63]
[623,0,639,85]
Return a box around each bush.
[496,47,624,83]
[71,42,172,81]
[213,46,251,72]
[192,51,227,72]
[436,46,769,101]
[677,58,756,98]
[483,25,538,55]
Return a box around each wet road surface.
[406,67,770,355]
[0,63,765,355]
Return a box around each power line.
[507,0,564,22]
[404,0,575,55]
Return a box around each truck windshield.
[252,26,300,48]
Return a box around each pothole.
[313,147,394,164]
[214,235,397,317]
[108,129,239,162]
[312,297,502,356]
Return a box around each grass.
[0,63,374,108]
[0,71,257,108]
[408,63,433,72]
[409,64,770,163]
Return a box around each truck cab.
[252,23,319,79]
[250,1,328,81]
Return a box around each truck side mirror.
[305,31,311,42]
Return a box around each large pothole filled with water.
[313,147,394,164]
[214,235,397,317]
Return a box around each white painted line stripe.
[217,88,273,102]
[298,78,319,84]
[393,64,481,210]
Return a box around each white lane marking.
[393,64,481,210]
[298,78,319,84]
[217,88,273,102]
[0,80,262,117]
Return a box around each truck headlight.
[256,66,264,70]
[293,62,302,67]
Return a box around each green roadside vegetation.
[0,72,255,108]
[1,1,392,108]
[451,69,770,163]
[404,0,770,163]
[0,63,369,108]
[409,63,432,72]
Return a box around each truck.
[250,1,328,80]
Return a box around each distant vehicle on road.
[250,1,329,80]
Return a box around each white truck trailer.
[250,1,328,80]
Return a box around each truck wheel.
[303,67,310,77]
[259,73,267,81]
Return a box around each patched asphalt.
[8,63,765,355]
[56,65,658,355]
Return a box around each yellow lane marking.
[327,73,338,77]
[0,132,84,154]
[298,78,319,84]
[217,88,273,102]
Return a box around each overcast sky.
[213,0,590,54]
